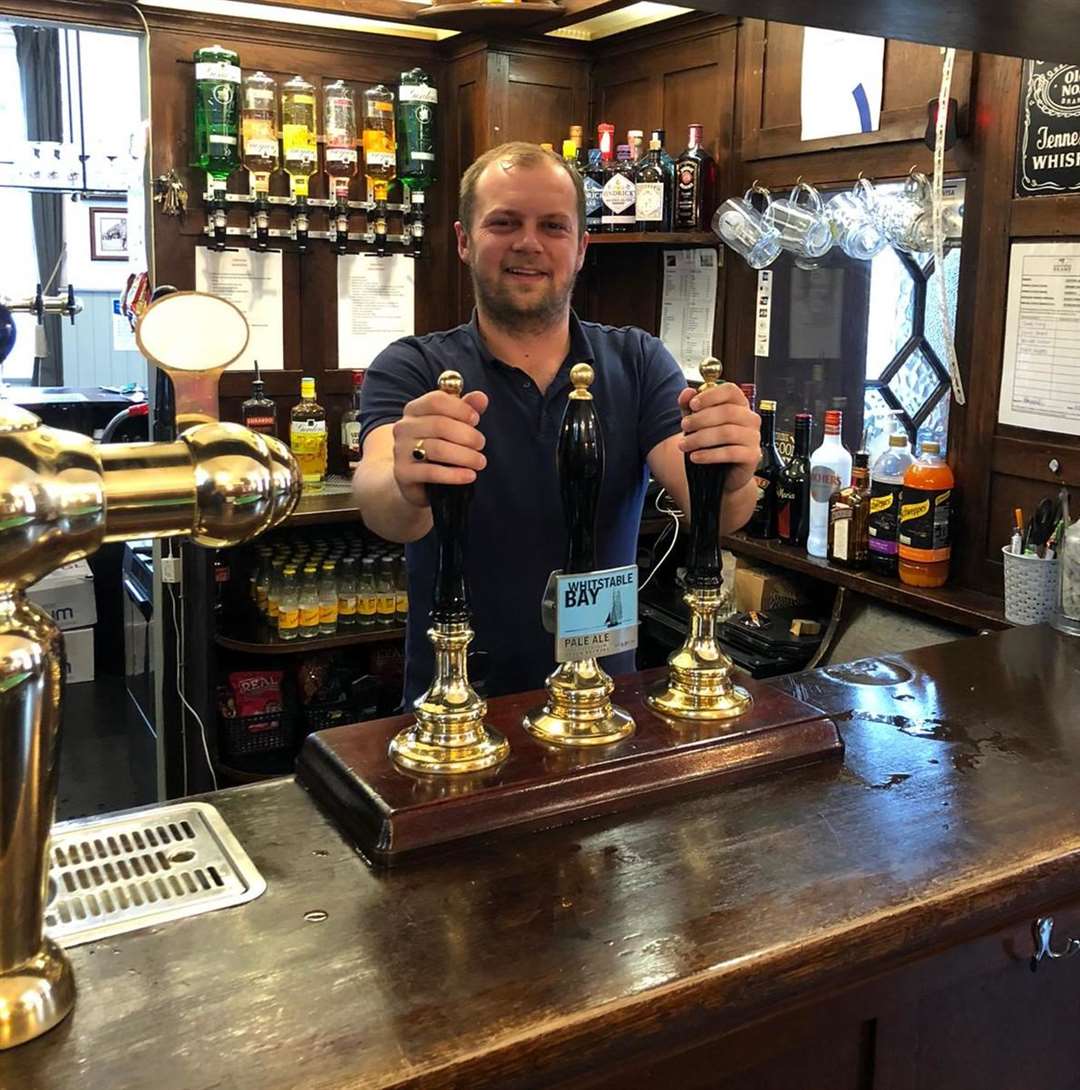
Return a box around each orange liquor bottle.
[898,441,954,588]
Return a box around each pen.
[1012,507,1024,555]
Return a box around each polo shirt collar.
[466,309,596,372]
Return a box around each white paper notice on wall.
[997,241,1080,437]
[800,27,885,141]
[659,248,718,380]
[337,253,415,368]
[194,248,284,370]
[755,270,773,357]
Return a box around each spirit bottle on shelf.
[280,75,318,199]
[602,144,636,233]
[397,68,437,255]
[240,359,277,437]
[745,399,784,539]
[674,123,717,231]
[776,412,813,547]
[584,148,604,234]
[568,124,585,165]
[340,369,365,475]
[627,129,644,163]
[634,135,669,232]
[807,409,852,558]
[289,376,327,492]
[363,84,397,251]
[829,451,872,569]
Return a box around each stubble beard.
[470,264,577,336]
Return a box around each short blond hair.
[458,141,586,238]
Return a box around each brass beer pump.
[524,363,635,747]
[0,290,301,1050]
[647,358,752,720]
[388,370,509,775]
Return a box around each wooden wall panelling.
[738,19,973,162]
[586,17,736,353]
[504,51,590,147]
[148,16,445,472]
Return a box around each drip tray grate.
[46,801,266,947]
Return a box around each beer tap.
[0,290,300,1050]
[524,364,635,747]
[647,358,752,720]
[388,370,509,775]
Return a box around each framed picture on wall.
[89,207,128,261]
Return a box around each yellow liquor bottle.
[289,376,327,491]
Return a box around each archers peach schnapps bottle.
[289,376,327,492]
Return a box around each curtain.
[14,25,64,386]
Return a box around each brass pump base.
[389,621,509,775]
[524,658,635,747]
[646,586,752,721]
[0,939,75,1050]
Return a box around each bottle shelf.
[719,532,1008,631]
[588,231,717,246]
[216,625,405,655]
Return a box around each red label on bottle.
[777,502,791,540]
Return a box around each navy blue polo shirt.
[359,310,685,707]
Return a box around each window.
[754,180,963,465]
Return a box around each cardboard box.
[733,564,806,613]
[62,625,95,684]
[27,560,96,630]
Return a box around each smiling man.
[355,142,760,706]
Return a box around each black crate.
[220,708,294,758]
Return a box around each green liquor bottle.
[396,68,437,252]
[192,45,241,194]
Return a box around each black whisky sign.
[1017,60,1080,195]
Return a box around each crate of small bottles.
[226,527,408,642]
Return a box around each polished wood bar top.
[8,626,1080,1090]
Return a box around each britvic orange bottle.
[898,440,953,588]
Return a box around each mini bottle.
[358,556,378,628]
[277,565,299,641]
[298,564,320,638]
[337,555,358,628]
[376,555,397,627]
[318,560,339,635]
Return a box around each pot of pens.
[1002,498,1065,626]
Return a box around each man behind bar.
[354,142,760,705]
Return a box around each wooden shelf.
[588,231,717,246]
[721,532,1009,631]
[216,625,405,654]
[285,482,361,527]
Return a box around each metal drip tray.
[46,801,266,947]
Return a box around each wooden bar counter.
[7,625,1080,1089]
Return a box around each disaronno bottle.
[289,376,327,491]
[828,451,871,569]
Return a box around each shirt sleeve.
[637,333,688,462]
[359,339,439,451]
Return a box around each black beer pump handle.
[684,358,727,591]
[558,363,604,577]
[429,370,471,623]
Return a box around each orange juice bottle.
[898,440,953,588]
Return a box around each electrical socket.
[162,556,182,584]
